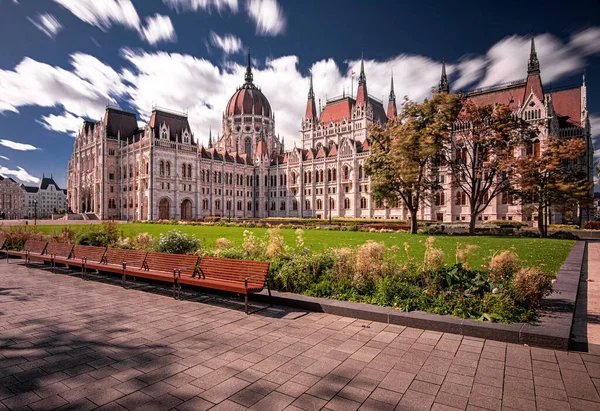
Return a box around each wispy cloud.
[54,0,176,45]
[246,0,285,36]
[0,139,39,151]
[0,156,10,161]
[28,13,63,38]
[209,32,243,54]
[0,166,39,183]
[163,0,238,13]
[141,14,176,45]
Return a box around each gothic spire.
[358,50,366,86]
[438,59,449,93]
[244,48,253,84]
[308,74,315,100]
[305,73,317,121]
[387,71,397,120]
[388,71,396,102]
[527,35,540,76]
[208,127,213,148]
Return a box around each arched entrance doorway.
[181,199,192,220]
[158,198,170,220]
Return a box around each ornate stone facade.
[67,43,594,223]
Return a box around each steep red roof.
[226,85,271,117]
[370,99,388,125]
[315,146,327,159]
[524,74,544,102]
[320,97,353,124]
[328,144,338,157]
[468,83,526,111]
[552,87,582,127]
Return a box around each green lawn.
[35,223,574,273]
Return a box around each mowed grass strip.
[35,223,574,273]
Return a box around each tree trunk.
[538,203,547,238]
[468,212,478,235]
[410,210,418,234]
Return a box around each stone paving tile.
[2,263,600,411]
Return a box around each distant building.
[0,176,24,219]
[22,175,68,218]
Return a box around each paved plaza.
[1,259,600,410]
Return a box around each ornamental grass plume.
[511,267,553,308]
[132,232,155,251]
[215,237,233,250]
[355,240,385,281]
[242,230,264,257]
[333,247,355,280]
[455,243,479,269]
[295,228,305,249]
[421,236,445,272]
[265,228,286,258]
[488,249,519,284]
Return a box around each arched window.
[344,198,350,209]
[305,200,311,210]
[292,173,297,185]
[161,129,167,140]
[319,170,324,182]
[181,163,186,178]
[280,201,286,211]
[271,202,276,211]
[332,168,337,181]
[247,201,252,211]
[307,171,312,184]
[455,191,467,206]
[159,161,164,176]
[358,166,363,179]
[317,199,323,210]
[526,139,541,158]
[166,162,171,177]
[245,139,252,157]
[328,169,332,182]
[344,166,349,180]
[360,197,367,209]
[292,200,298,211]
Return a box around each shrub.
[583,221,600,230]
[549,224,578,230]
[484,220,526,229]
[455,243,479,269]
[153,230,201,254]
[132,232,155,251]
[1,226,47,250]
[241,230,264,258]
[549,230,578,240]
[518,230,539,238]
[510,267,553,308]
[49,226,76,244]
[421,237,445,272]
[265,228,286,258]
[75,223,119,247]
[355,240,385,287]
[215,238,233,250]
[488,250,519,284]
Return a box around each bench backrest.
[199,257,270,287]
[143,252,199,277]
[22,240,47,254]
[71,245,106,262]
[0,237,6,250]
[103,248,147,267]
[44,242,73,258]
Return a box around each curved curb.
[253,241,586,350]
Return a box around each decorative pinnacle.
[438,58,449,93]
[245,48,253,84]
[528,35,540,75]
[358,49,366,85]
[308,74,315,100]
[389,71,396,101]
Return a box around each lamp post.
[34,199,37,226]
[329,195,332,225]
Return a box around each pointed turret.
[208,127,213,148]
[356,52,368,106]
[305,74,317,121]
[524,35,543,101]
[387,71,397,119]
[527,35,540,76]
[438,59,449,93]
[244,48,253,85]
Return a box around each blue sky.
[1,0,600,188]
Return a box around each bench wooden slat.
[72,245,106,263]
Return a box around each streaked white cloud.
[27,13,63,38]
[246,0,285,36]
[0,139,39,151]
[37,112,83,137]
[53,0,140,31]
[163,0,238,13]
[54,0,176,45]
[571,28,600,56]
[141,14,176,45]
[0,156,10,161]
[209,32,243,54]
[0,166,39,184]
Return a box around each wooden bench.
[6,240,47,264]
[123,252,199,298]
[83,248,148,286]
[53,245,106,277]
[29,242,74,272]
[176,257,271,314]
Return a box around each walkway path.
[1,263,599,410]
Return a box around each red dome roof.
[226,84,271,117]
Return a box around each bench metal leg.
[122,272,126,288]
[245,294,249,315]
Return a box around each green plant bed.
[34,222,574,273]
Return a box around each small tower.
[305,74,318,122]
[208,127,213,148]
[438,59,449,93]
[387,71,397,119]
[527,36,540,76]
[356,52,368,106]
[524,35,543,100]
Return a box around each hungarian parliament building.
[67,39,594,223]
